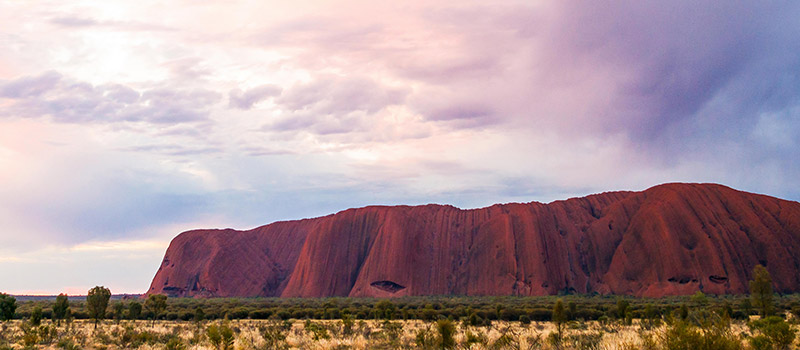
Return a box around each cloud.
[263,75,409,135]
[277,75,407,114]
[241,146,295,157]
[228,85,282,110]
[533,2,800,141]
[245,2,800,151]
[0,72,222,125]
[48,15,174,32]
[257,17,386,57]
[49,16,99,27]
[245,0,799,187]
[120,144,223,156]
[0,71,62,98]
[162,57,213,81]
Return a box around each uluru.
[147,183,800,298]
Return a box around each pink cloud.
[0,72,221,124]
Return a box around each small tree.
[552,298,567,348]
[617,298,630,321]
[0,293,16,321]
[65,308,73,328]
[52,293,69,325]
[129,301,142,320]
[30,306,43,326]
[750,264,774,317]
[145,294,168,326]
[194,306,205,323]
[741,298,753,316]
[567,301,577,320]
[113,301,125,324]
[86,286,111,329]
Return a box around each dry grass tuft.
[0,317,793,350]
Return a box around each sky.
[1,1,799,295]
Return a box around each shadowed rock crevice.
[370,281,406,293]
[709,275,728,284]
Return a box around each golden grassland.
[0,316,793,350]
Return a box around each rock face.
[147,183,800,298]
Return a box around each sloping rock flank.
[147,183,800,298]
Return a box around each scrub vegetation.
[0,267,798,349]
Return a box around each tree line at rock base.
[0,266,792,330]
[0,266,797,349]
[7,292,799,323]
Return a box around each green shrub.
[748,316,795,350]
[436,319,456,349]
[547,331,563,350]
[467,312,481,326]
[228,307,249,319]
[791,306,800,321]
[415,325,436,350]
[530,308,551,321]
[491,327,520,350]
[206,323,234,350]
[638,330,658,350]
[29,306,42,326]
[519,314,531,325]
[500,308,522,321]
[0,294,16,322]
[37,325,56,344]
[165,336,186,350]
[462,330,487,348]
[749,335,773,350]
[260,318,288,349]
[304,320,330,340]
[617,299,630,320]
[658,315,742,350]
[567,331,603,350]
[341,313,355,336]
[526,332,544,350]
[194,307,205,322]
[56,338,80,350]
[21,328,38,347]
